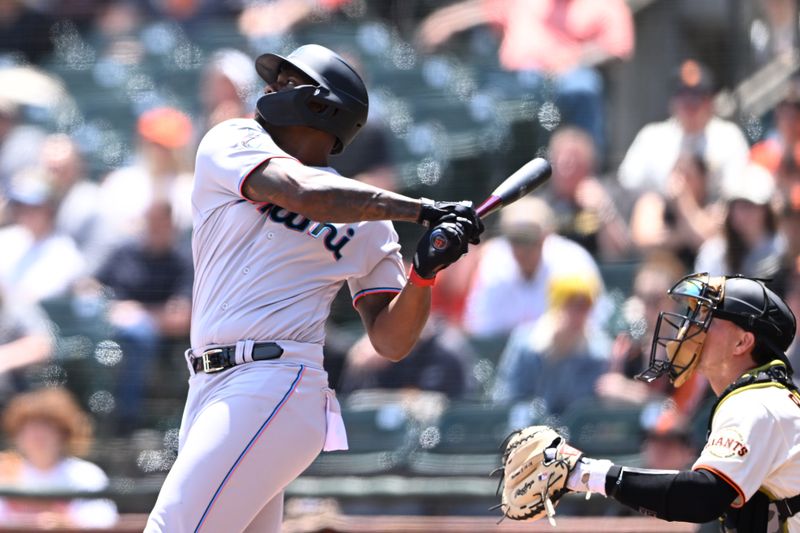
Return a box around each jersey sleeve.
[348,221,405,307]
[192,119,297,217]
[692,391,784,507]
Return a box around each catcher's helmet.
[255,44,368,154]
[638,273,797,386]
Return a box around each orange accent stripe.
[352,288,402,308]
[693,465,746,508]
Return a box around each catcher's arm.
[497,425,738,525]
[578,464,737,523]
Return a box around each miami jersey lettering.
[189,118,405,349]
[258,203,355,260]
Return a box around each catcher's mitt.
[496,425,583,525]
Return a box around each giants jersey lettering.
[693,385,800,532]
[190,119,404,349]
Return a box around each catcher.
[498,273,799,532]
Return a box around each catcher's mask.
[637,273,725,387]
[638,273,797,387]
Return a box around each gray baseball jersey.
[190,118,405,349]
[146,118,406,532]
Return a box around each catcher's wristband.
[408,266,436,287]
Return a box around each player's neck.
[259,121,333,167]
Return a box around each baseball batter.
[501,273,799,532]
[145,44,482,532]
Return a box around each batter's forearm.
[367,284,431,361]
[244,158,422,223]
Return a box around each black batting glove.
[417,199,484,244]
[412,220,470,279]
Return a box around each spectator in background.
[618,60,749,201]
[238,0,352,40]
[330,51,399,192]
[491,271,609,415]
[0,98,46,191]
[463,195,602,339]
[0,0,54,63]
[0,387,117,528]
[338,315,478,398]
[91,200,192,432]
[0,283,53,404]
[0,167,85,304]
[199,48,258,133]
[640,409,698,471]
[541,126,630,261]
[95,107,194,266]
[417,0,635,154]
[39,134,103,269]
[629,152,723,270]
[777,183,800,279]
[783,266,800,385]
[750,74,800,195]
[694,163,787,279]
[596,252,707,418]
[137,0,236,31]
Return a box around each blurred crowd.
[0,0,798,523]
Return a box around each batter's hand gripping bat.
[429,157,553,250]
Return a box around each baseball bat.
[429,157,553,250]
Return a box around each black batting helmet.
[255,44,368,154]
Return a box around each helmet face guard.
[254,44,368,155]
[638,273,725,387]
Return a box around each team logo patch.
[240,133,270,149]
[704,427,749,458]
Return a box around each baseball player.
[499,273,799,532]
[145,44,483,532]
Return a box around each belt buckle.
[201,349,226,373]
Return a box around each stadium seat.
[559,398,645,458]
[303,403,417,476]
[407,401,538,477]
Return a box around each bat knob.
[430,228,449,250]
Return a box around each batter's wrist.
[417,197,435,227]
[408,266,436,286]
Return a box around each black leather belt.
[192,342,284,374]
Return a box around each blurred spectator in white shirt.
[199,48,258,133]
[39,134,103,268]
[463,196,602,339]
[0,387,117,529]
[0,98,45,191]
[0,167,85,304]
[0,283,53,403]
[618,60,749,201]
[94,107,194,265]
